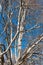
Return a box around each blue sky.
[0,0,43,55]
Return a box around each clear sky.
[0,0,43,55]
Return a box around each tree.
[0,0,43,65]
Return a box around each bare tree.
[0,0,43,65]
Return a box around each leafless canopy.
[0,0,43,65]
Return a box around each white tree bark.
[18,9,26,59]
[17,0,30,59]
